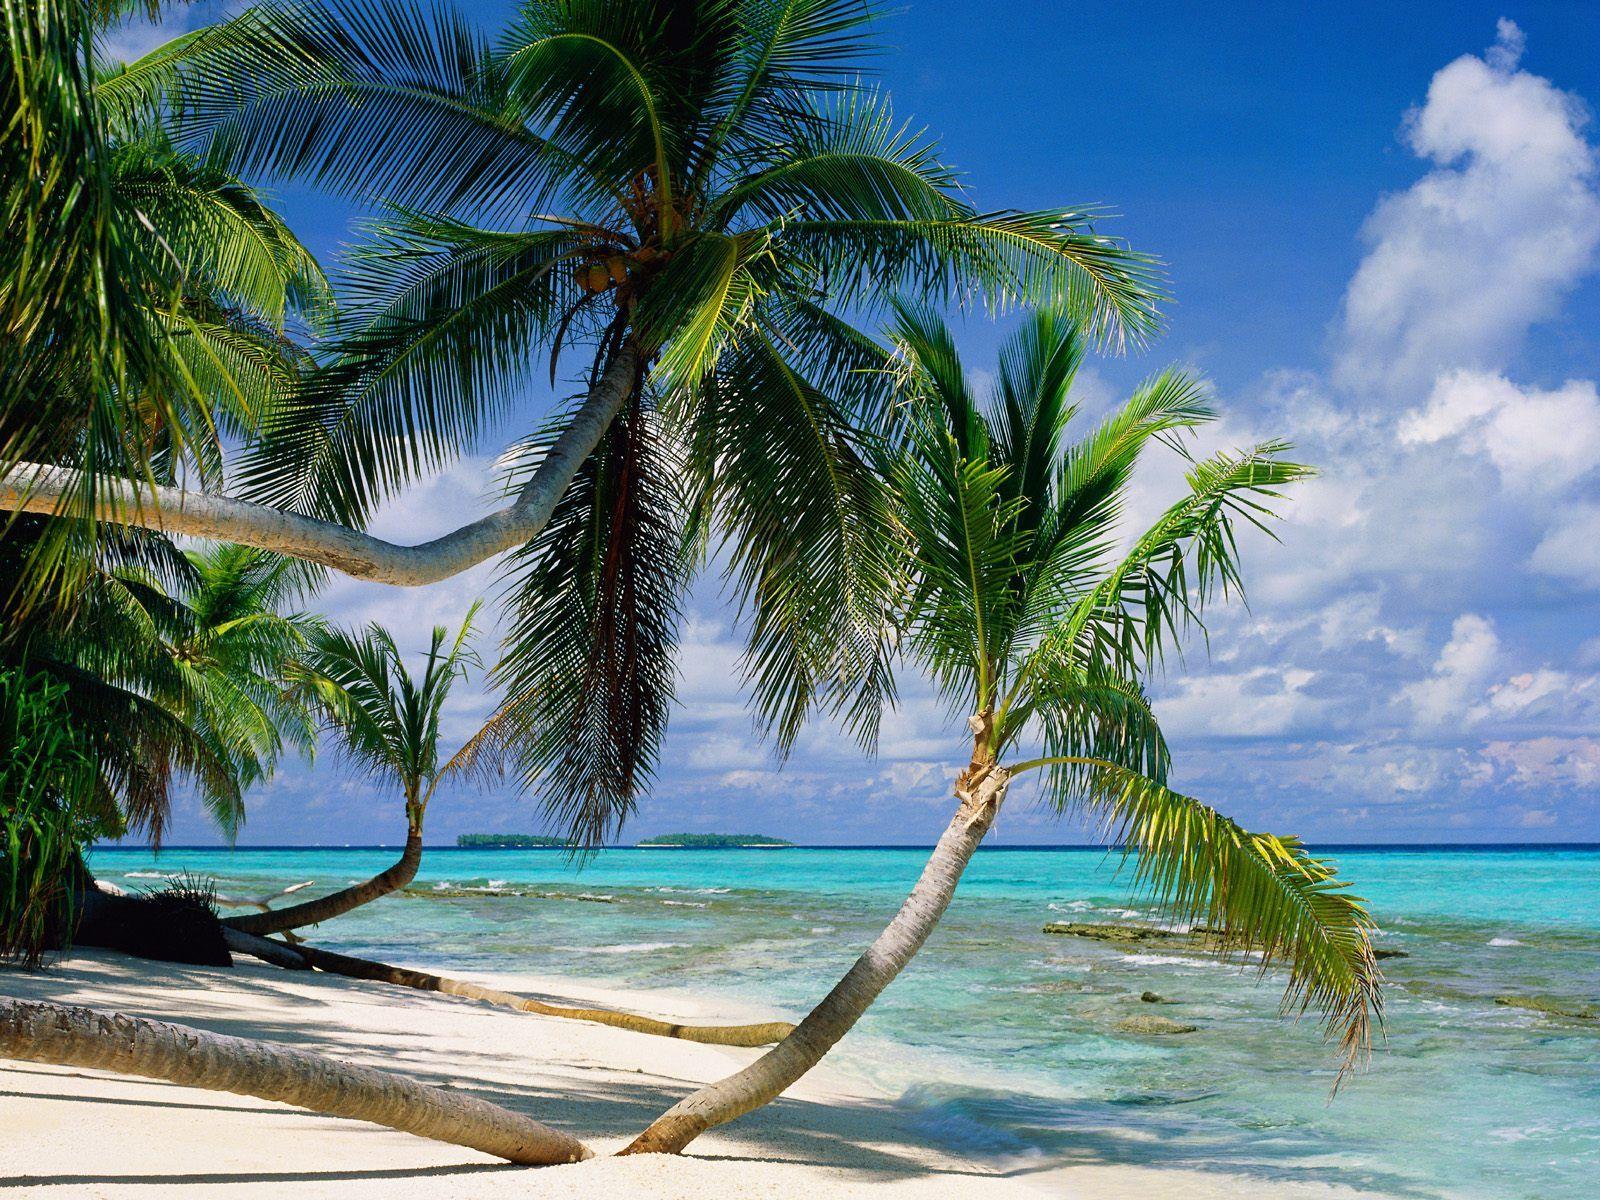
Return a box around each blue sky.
[116,2,1600,845]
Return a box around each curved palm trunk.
[281,940,797,1047]
[0,343,640,585]
[1,998,591,1165]
[223,828,422,935]
[623,761,1010,1155]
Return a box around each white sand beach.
[2,952,1389,1199]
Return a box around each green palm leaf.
[1035,758,1381,1082]
[487,401,687,847]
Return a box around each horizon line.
[92,840,1600,851]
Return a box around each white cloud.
[686,735,770,771]
[1482,736,1600,788]
[1335,20,1600,396]
[1393,613,1600,735]
[1399,370,1600,495]
[1478,668,1588,721]
[1155,667,1326,739]
[1401,615,1500,726]
[1530,504,1600,588]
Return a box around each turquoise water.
[87,845,1600,1199]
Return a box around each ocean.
[86,844,1600,1199]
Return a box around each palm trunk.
[223,828,422,936]
[622,759,1010,1155]
[0,342,640,585]
[0,997,591,1165]
[280,940,797,1047]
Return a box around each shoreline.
[0,951,1395,1199]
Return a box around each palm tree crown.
[3,2,331,613]
[133,0,1165,845]
[302,607,481,829]
[890,303,1380,1072]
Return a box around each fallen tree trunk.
[221,928,310,970]
[282,941,796,1048]
[0,998,592,1165]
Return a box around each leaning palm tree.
[225,608,481,935]
[624,306,1381,1154]
[4,0,1163,846]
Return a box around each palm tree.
[1,996,591,1164]
[3,0,332,616]
[3,541,323,847]
[4,0,331,845]
[1,539,324,965]
[225,608,481,935]
[3,1,1163,850]
[623,307,1381,1154]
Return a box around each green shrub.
[0,666,109,966]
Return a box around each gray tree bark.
[0,343,639,585]
[0,998,592,1164]
[623,756,1011,1155]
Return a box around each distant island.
[636,833,794,848]
[456,834,570,849]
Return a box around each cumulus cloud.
[1335,20,1600,396]
[1155,667,1326,739]
[1399,370,1600,495]
[1404,615,1501,727]
[1483,737,1600,788]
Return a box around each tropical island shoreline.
[455,833,798,849]
[0,950,1388,1200]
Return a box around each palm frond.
[783,208,1165,345]
[1039,758,1381,1083]
[490,397,687,848]
[989,306,1084,521]
[700,329,899,751]
[713,87,959,227]
[1037,443,1313,680]
[172,0,565,219]
[888,299,986,461]
[1008,667,1169,785]
[690,0,877,183]
[895,408,1029,711]
[109,134,334,330]
[237,220,585,525]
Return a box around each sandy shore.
[2,952,1391,1199]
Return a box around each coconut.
[606,256,629,285]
